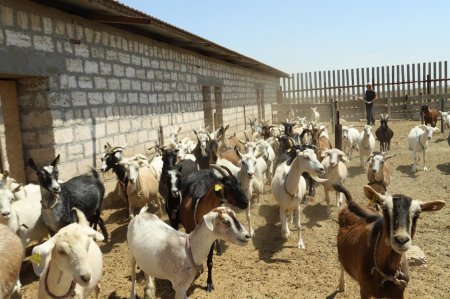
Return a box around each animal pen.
[273,61,450,128]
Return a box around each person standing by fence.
[360,83,377,125]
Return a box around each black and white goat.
[29,155,108,240]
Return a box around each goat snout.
[1,211,10,218]
[129,178,135,183]
[79,273,91,284]
[52,186,61,193]
[394,235,410,245]
[247,172,254,178]
[171,190,179,197]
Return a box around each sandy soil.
[20,120,450,299]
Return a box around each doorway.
[0,80,26,182]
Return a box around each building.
[0,0,287,184]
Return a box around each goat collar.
[418,135,426,150]
[185,235,204,279]
[370,224,408,289]
[42,192,60,210]
[283,172,297,199]
[45,265,76,299]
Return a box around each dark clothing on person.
[364,89,376,125]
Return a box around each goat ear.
[31,237,56,277]
[193,129,198,136]
[29,158,39,172]
[256,152,263,159]
[11,184,22,193]
[51,155,60,167]
[420,200,445,212]
[80,226,105,242]
[203,213,215,231]
[363,185,385,205]
[340,154,349,163]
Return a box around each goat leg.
[97,216,109,242]
[206,244,215,292]
[215,240,222,256]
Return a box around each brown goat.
[335,184,445,299]
[219,148,241,166]
[421,105,438,127]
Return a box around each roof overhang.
[32,0,289,77]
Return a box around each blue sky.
[120,1,449,74]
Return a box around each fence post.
[159,125,164,145]
[331,99,336,133]
[419,93,424,124]
[440,98,445,134]
[335,110,342,150]
[387,98,392,117]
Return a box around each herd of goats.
[0,105,449,299]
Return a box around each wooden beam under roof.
[88,14,153,24]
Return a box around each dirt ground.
[20,120,450,299]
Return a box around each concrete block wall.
[0,0,280,183]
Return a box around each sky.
[119,0,449,75]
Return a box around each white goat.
[407,125,440,172]
[0,182,48,248]
[176,139,196,161]
[217,151,263,237]
[0,223,24,298]
[358,125,376,166]
[128,206,250,299]
[320,149,348,212]
[342,125,360,160]
[439,111,450,128]
[31,209,103,299]
[311,107,320,123]
[367,152,395,195]
[169,126,182,146]
[148,155,163,182]
[256,138,275,183]
[120,158,161,217]
[271,148,326,248]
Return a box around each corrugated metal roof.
[32,0,288,77]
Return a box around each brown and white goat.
[335,184,445,299]
[367,152,395,195]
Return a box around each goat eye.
[58,249,66,255]
[223,220,231,227]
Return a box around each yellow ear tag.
[31,253,41,266]
[287,148,291,152]
[214,184,222,192]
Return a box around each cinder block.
[74,126,91,142]
[16,11,28,30]
[0,5,14,26]
[54,127,74,144]
[71,91,87,106]
[85,61,99,74]
[78,77,93,89]
[5,30,31,48]
[66,58,83,73]
[74,44,89,58]
[33,35,55,52]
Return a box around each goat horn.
[244,131,250,142]
[210,164,230,178]
[309,173,328,183]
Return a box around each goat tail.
[72,207,89,226]
[90,168,101,180]
[332,184,353,204]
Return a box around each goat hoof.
[297,241,305,249]
[207,283,215,292]
[423,167,428,172]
